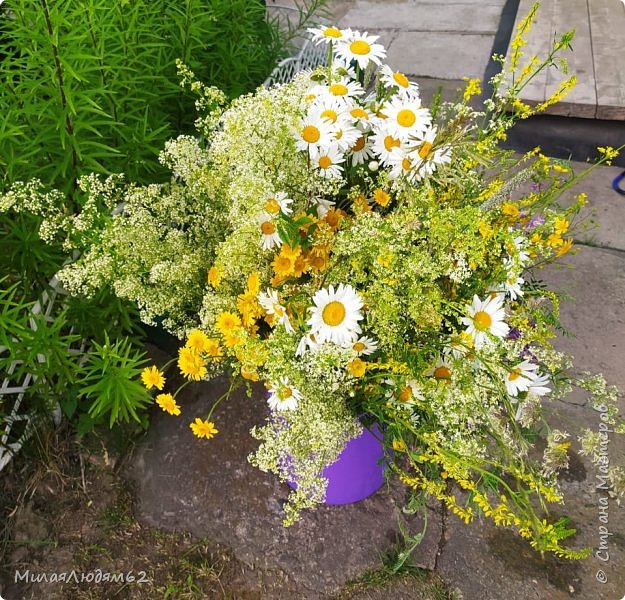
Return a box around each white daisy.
[331,121,361,152]
[505,360,540,397]
[379,64,420,99]
[335,30,386,70]
[295,331,321,356]
[527,372,551,397]
[257,213,282,250]
[510,233,531,266]
[307,25,350,45]
[312,197,335,219]
[267,377,302,411]
[503,271,524,301]
[351,335,378,356]
[258,288,294,333]
[406,126,451,181]
[370,124,405,166]
[263,191,293,217]
[308,283,364,346]
[383,97,432,140]
[425,358,453,382]
[326,78,365,104]
[295,112,334,153]
[347,105,373,126]
[461,294,509,348]
[350,133,375,165]
[311,145,346,178]
[387,149,415,180]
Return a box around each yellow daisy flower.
[141,365,165,390]
[156,393,181,416]
[189,418,218,439]
[178,347,207,381]
[207,266,221,288]
[185,329,212,353]
[215,312,242,336]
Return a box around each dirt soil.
[0,422,452,600]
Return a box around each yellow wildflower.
[598,146,619,165]
[478,220,493,239]
[547,233,563,248]
[462,77,481,102]
[555,238,574,257]
[141,365,165,390]
[156,393,181,416]
[189,418,218,439]
[553,217,569,236]
[178,347,207,381]
[207,266,221,288]
[501,202,520,220]
[347,358,367,377]
[216,312,242,335]
[186,329,212,353]
[373,188,391,207]
[392,439,406,452]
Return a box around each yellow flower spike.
[246,271,261,295]
[547,233,563,248]
[189,418,218,440]
[141,365,165,390]
[156,393,181,416]
[462,77,481,102]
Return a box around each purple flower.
[526,215,545,230]
[507,327,522,340]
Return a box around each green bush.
[0,0,284,194]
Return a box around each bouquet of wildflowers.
[127,11,624,555]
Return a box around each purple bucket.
[287,424,385,504]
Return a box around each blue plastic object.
[613,171,625,196]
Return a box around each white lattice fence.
[0,276,77,472]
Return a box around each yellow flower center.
[321,108,338,123]
[433,366,452,380]
[353,341,366,352]
[397,109,416,128]
[353,136,366,152]
[278,386,293,400]
[399,387,413,402]
[261,220,276,235]
[302,125,321,143]
[324,26,342,38]
[350,108,368,119]
[418,141,433,159]
[329,83,349,96]
[508,368,522,381]
[265,198,280,213]
[384,135,400,151]
[318,155,333,169]
[473,310,492,330]
[350,40,371,55]
[393,71,409,88]
[335,129,343,140]
[322,300,346,326]
[402,157,412,171]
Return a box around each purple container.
[321,423,386,504]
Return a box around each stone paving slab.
[127,376,442,598]
[336,0,506,79]
[564,161,625,252]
